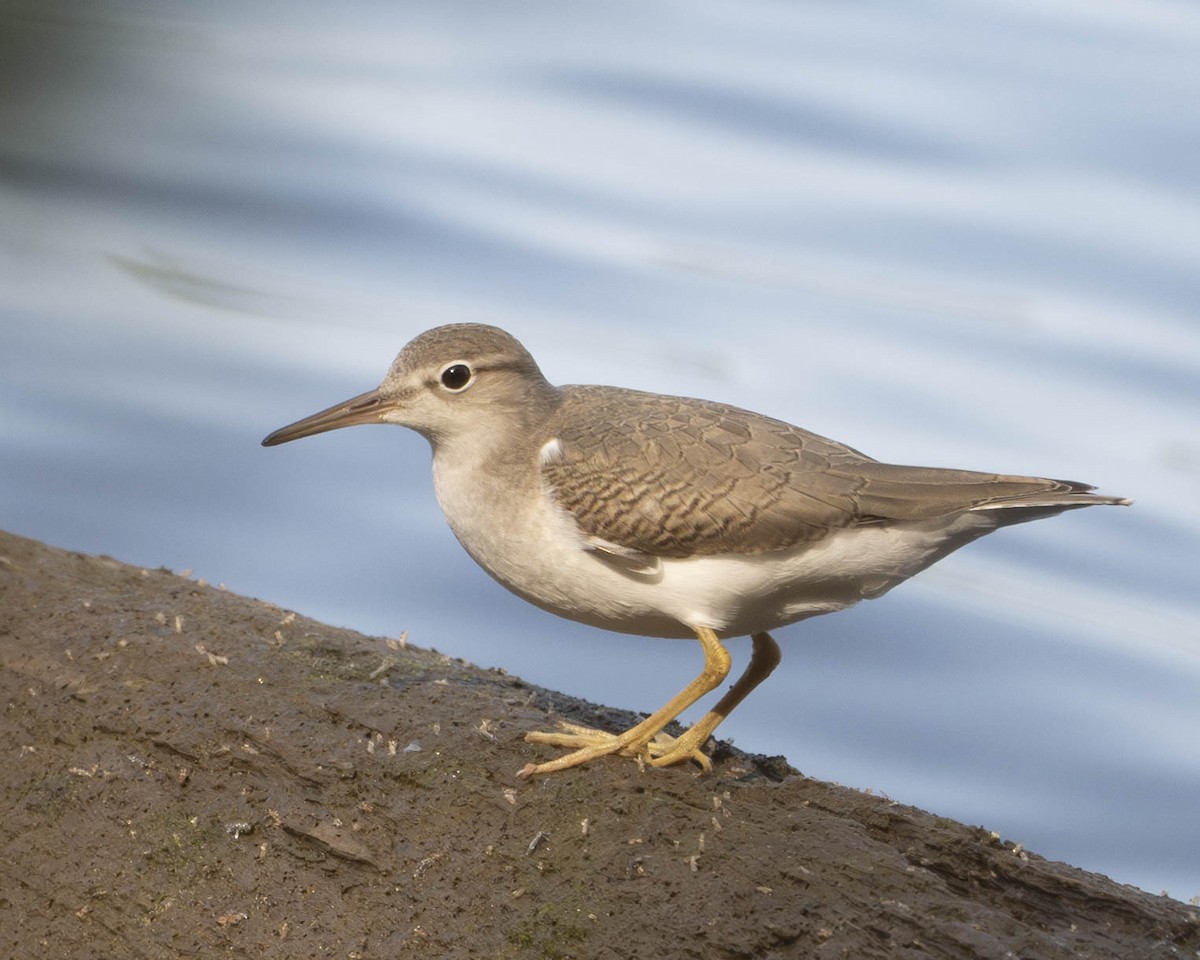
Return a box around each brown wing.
[540,385,1122,559]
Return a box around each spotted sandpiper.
[263,323,1129,777]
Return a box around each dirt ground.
[1,528,1197,959]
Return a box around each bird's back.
[541,385,1128,560]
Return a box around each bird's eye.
[439,363,474,392]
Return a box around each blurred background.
[2,0,1198,899]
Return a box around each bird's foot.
[517,721,712,778]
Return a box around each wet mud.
[2,529,1196,958]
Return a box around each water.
[2,0,1198,900]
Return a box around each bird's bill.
[261,388,391,446]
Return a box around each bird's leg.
[648,631,781,767]
[517,626,731,777]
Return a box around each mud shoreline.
[2,528,1195,958]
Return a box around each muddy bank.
[1,529,1195,958]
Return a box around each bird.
[262,323,1129,778]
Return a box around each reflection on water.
[2,0,1199,899]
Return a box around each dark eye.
[439,363,474,391]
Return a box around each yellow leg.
[649,631,781,767]
[517,629,782,777]
[517,626,731,778]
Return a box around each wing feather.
[540,386,1125,558]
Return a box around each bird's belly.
[434,463,993,640]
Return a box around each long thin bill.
[261,388,389,446]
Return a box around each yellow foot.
[517,721,712,778]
